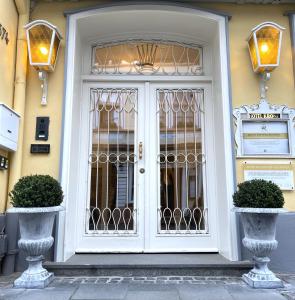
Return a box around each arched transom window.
[91,40,203,76]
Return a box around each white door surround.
[57,3,238,262]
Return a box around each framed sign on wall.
[242,119,290,156]
[243,162,294,191]
[233,99,295,157]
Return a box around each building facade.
[1,0,295,271]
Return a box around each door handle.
[139,142,143,160]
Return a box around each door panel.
[146,83,217,252]
[76,83,145,252]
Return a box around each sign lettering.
[244,164,294,190]
[0,24,9,45]
[249,113,280,119]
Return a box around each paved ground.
[0,274,295,300]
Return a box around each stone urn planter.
[8,206,63,288]
[234,207,286,288]
[232,179,286,289]
[8,175,64,289]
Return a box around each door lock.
[139,168,145,174]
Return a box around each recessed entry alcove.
[57,3,238,262]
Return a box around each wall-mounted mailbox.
[0,104,20,152]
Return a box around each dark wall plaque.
[30,144,50,154]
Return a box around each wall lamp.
[247,22,285,99]
[24,20,62,106]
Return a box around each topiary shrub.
[10,175,63,208]
[233,179,284,208]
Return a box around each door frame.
[57,4,238,262]
[76,80,218,253]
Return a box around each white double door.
[76,81,218,253]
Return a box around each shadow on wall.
[0,213,55,275]
[239,213,295,273]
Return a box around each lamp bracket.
[38,71,48,106]
[259,72,270,100]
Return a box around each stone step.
[45,254,252,277]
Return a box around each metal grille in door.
[87,88,138,234]
[157,89,208,234]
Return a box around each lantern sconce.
[24,20,62,106]
[247,22,285,100]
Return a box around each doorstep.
[44,253,252,277]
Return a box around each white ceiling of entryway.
[76,6,218,44]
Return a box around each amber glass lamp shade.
[24,20,62,72]
[247,22,284,74]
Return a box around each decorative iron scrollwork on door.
[156,89,208,234]
[87,88,138,234]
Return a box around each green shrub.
[233,179,284,208]
[10,175,63,208]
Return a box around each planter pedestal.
[242,249,282,288]
[234,207,286,289]
[14,254,54,288]
[8,206,63,289]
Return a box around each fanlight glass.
[248,22,284,73]
[92,40,203,75]
[25,20,62,72]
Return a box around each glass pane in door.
[157,89,208,234]
[87,88,138,234]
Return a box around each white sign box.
[242,120,290,155]
[244,164,294,190]
[233,99,295,157]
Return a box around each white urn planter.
[8,206,63,289]
[235,207,286,289]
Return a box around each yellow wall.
[16,2,295,211]
[220,4,295,210]
[0,0,18,212]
